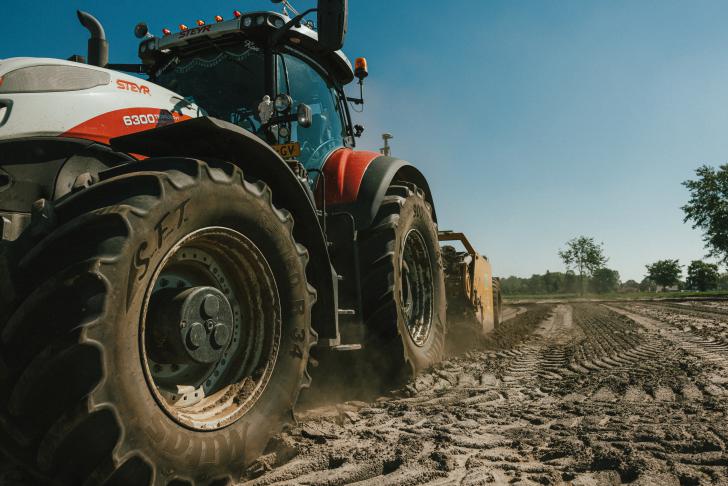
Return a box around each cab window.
[277,52,346,171]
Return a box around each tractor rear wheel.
[0,158,316,485]
[359,183,446,380]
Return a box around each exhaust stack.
[76,10,108,67]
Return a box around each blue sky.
[3,0,726,281]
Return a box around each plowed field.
[2,302,727,485]
[242,302,728,486]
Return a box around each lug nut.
[202,295,220,318]
[212,324,232,349]
[187,322,206,350]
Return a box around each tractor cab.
[135,2,360,179]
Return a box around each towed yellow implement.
[439,231,502,335]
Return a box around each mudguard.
[322,148,437,230]
[0,137,134,212]
[110,116,339,341]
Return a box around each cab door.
[275,51,348,173]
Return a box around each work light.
[275,94,292,112]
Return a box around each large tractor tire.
[359,182,446,381]
[0,158,317,485]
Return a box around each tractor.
[0,1,500,484]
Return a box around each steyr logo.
[179,25,212,38]
[117,80,151,95]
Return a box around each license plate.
[272,142,301,159]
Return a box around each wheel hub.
[148,286,234,365]
[400,229,434,347]
[141,227,282,431]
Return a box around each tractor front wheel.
[0,158,316,485]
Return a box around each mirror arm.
[269,7,317,48]
[346,78,365,105]
[265,113,298,128]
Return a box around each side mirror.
[317,0,347,51]
[297,104,312,128]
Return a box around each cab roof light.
[196,19,205,26]
[355,57,369,80]
[233,10,242,18]
[162,28,171,36]
[215,15,224,22]
[179,24,188,31]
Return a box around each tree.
[558,236,608,294]
[563,271,580,293]
[526,274,546,294]
[683,165,728,263]
[591,268,620,294]
[543,271,566,293]
[639,277,657,292]
[621,279,640,292]
[686,260,719,291]
[501,276,526,295]
[645,259,682,290]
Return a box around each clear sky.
[2,0,726,281]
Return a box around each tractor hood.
[0,57,200,143]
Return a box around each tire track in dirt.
[500,305,528,323]
[2,302,726,485]
[645,300,728,320]
[567,306,668,380]
[242,303,728,485]
[609,303,728,399]
[502,305,577,384]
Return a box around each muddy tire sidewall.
[391,193,446,375]
[87,170,312,480]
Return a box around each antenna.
[271,0,300,16]
[381,133,393,156]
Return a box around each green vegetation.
[591,268,621,293]
[645,259,682,289]
[502,270,621,296]
[686,260,719,291]
[504,236,619,297]
[558,236,608,295]
[504,289,728,302]
[683,165,728,263]
[503,169,728,302]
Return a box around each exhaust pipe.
[76,10,108,67]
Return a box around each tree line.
[501,269,622,295]
[502,259,727,296]
[502,163,728,297]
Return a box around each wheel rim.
[400,229,434,346]
[140,227,281,431]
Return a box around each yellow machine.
[439,231,502,334]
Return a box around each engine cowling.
[0,57,200,144]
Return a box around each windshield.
[155,42,265,133]
[277,52,346,172]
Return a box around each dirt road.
[1,302,727,485]
[242,302,728,486]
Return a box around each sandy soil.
[240,302,728,485]
[2,302,727,485]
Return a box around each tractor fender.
[322,148,437,230]
[0,136,134,212]
[109,116,339,340]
